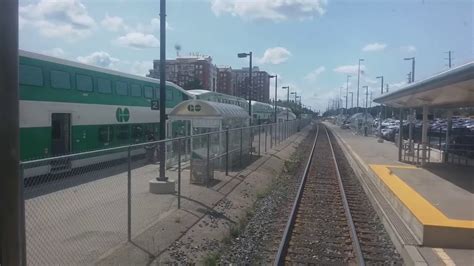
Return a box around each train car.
[187,89,249,110]
[20,50,191,176]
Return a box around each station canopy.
[169,99,249,128]
[374,61,474,108]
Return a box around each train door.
[51,113,72,172]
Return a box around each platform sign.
[151,100,159,110]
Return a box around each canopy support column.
[421,105,429,165]
[398,108,404,161]
[444,109,453,163]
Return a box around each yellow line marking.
[369,164,474,229]
[433,248,456,266]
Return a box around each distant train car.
[20,50,191,175]
[187,90,249,110]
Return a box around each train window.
[132,125,144,138]
[131,84,142,97]
[144,86,153,98]
[116,81,128,96]
[98,126,114,142]
[19,64,43,86]
[166,88,173,100]
[97,78,112,94]
[117,125,130,140]
[76,74,93,92]
[51,70,71,89]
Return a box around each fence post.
[206,133,210,187]
[265,125,267,153]
[258,125,261,156]
[439,127,442,149]
[225,128,229,176]
[270,124,273,149]
[240,128,243,167]
[249,126,253,162]
[177,139,181,209]
[127,146,131,242]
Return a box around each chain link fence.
[21,119,310,265]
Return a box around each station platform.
[325,122,474,265]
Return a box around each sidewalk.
[326,122,473,265]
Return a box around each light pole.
[404,57,415,83]
[269,75,277,123]
[376,76,384,95]
[346,75,351,111]
[349,92,354,109]
[1,0,25,264]
[357,58,364,109]
[363,85,369,136]
[158,0,167,182]
[290,91,297,103]
[238,52,253,116]
[282,86,290,121]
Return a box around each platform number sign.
[151,100,160,110]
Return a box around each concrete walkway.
[326,122,474,266]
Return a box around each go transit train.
[19,50,192,175]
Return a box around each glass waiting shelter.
[168,99,250,159]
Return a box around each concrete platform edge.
[327,125,427,266]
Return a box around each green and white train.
[20,50,191,176]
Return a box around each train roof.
[19,49,193,98]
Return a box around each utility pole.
[158,0,167,181]
[445,51,453,68]
[404,57,415,83]
[357,58,364,108]
[363,86,369,136]
[385,83,389,93]
[407,72,412,83]
[346,75,351,111]
[349,92,354,109]
[1,0,26,265]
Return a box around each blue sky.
[19,0,473,111]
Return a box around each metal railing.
[20,119,310,265]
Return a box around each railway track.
[275,124,365,265]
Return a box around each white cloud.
[333,64,367,75]
[304,66,326,81]
[362,42,387,52]
[210,0,327,21]
[400,45,416,53]
[129,61,153,76]
[101,15,172,33]
[19,0,96,40]
[77,51,119,68]
[101,14,126,32]
[44,48,66,57]
[116,32,159,49]
[257,47,291,64]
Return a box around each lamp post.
[282,86,290,121]
[349,92,354,109]
[404,57,415,83]
[269,75,277,123]
[357,58,364,109]
[290,91,297,103]
[158,0,167,181]
[238,52,253,116]
[376,76,384,95]
[363,85,369,136]
[346,75,351,111]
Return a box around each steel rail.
[274,123,319,266]
[324,126,365,266]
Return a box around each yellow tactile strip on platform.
[369,164,474,229]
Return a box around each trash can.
[190,148,214,185]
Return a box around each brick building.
[148,56,217,91]
[232,67,270,103]
[216,67,234,95]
